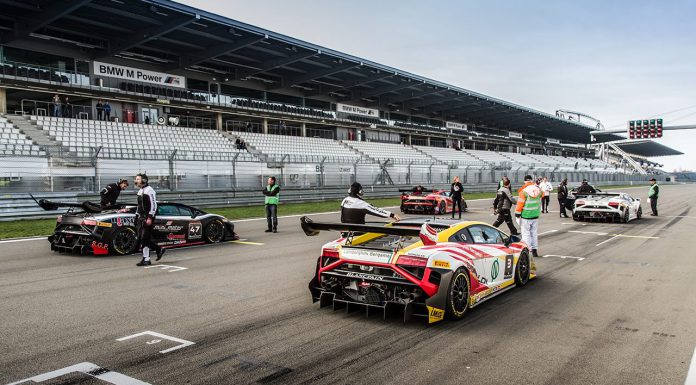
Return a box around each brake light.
[322,248,339,258]
[397,255,428,267]
[575,200,585,206]
[608,202,619,208]
[82,219,97,226]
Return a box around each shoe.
[650,214,657,216]
[265,229,272,232]
[136,259,151,266]
[273,229,277,233]
[155,248,166,261]
[531,249,539,258]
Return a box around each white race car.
[572,192,642,223]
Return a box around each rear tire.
[637,207,642,219]
[439,201,446,215]
[622,209,629,223]
[110,227,138,255]
[204,220,225,243]
[446,268,470,320]
[515,250,531,286]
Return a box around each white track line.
[596,234,620,247]
[0,236,47,244]
[539,229,559,236]
[686,347,696,385]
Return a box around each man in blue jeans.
[262,176,280,232]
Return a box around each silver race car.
[572,192,642,223]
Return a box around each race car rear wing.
[30,194,123,214]
[398,187,435,193]
[575,192,621,198]
[300,216,422,237]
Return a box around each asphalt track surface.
[1,184,695,385]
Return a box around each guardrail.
[0,180,656,221]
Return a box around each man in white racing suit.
[135,173,165,266]
[341,182,400,224]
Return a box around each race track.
[1,184,695,385]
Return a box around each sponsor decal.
[427,306,445,323]
[91,241,109,255]
[336,103,379,118]
[167,234,186,240]
[154,225,184,232]
[93,61,186,88]
[96,221,112,228]
[188,222,203,239]
[115,216,135,227]
[446,121,467,131]
[504,255,514,279]
[433,260,450,269]
[491,259,499,280]
[341,248,393,264]
[346,272,385,281]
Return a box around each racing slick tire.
[438,201,446,215]
[621,208,630,223]
[110,226,138,255]
[204,220,225,243]
[637,207,642,220]
[446,268,470,320]
[514,250,531,287]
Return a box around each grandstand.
[0,0,677,194]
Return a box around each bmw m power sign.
[93,61,186,88]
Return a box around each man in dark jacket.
[648,178,659,216]
[100,179,129,209]
[557,178,569,218]
[450,176,464,219]
[577,179,597,195]
[492,179,518,235]
[135,173,164,266]
[341,182,400,224]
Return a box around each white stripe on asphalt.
[539,229,559,236]
[596,234,620,247]
[0,236,47,244]
[686,347,696,385]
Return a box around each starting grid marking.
[566,230,659,247]
[116,330,195,354]
[686,347,696,385]
[5,362,151,385]
[541,254,586,261]
[143,264,188,272]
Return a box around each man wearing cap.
[648,178,659,216]
[514,175,542,258]
[341,182,400,224]
[100,178,129,209]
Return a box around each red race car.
[400,187,453,215]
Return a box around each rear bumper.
[573,208,621,220]
[48,231,104,255]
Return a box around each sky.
[182,0,696,172]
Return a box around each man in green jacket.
[648,178,659,216]
[262,176,280,232]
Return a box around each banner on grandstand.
[446,121,467,131]
[508,131,523,139]
[336,103,379,118]
[546,138,560,145]
[92,61,186,89]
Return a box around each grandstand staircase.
[218,130,265,161]
[461,149,489,165]
[7,115,84,164]
[605,143,648,175]
[7,115,58,147]
[411,145,447,165]
[339,141,376,163]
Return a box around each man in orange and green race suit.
[514,175,542,258]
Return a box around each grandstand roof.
[1,0,597,142]
[615,140,683,157]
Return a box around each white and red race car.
[301,217,536,323]
[573,192,643,223]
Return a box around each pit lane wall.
[0,155,668,220]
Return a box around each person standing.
[62,96,71,118]
[96,100,104,121]
[540,177,552,213]
[100,178,129,209]
[341,182,400,224]
[557,178,569,218]
[492,179,519,235]
[135,173,165,266]
[514,175,542,258]
[52,94,61,117]
[104,101,112,121]
[262,176,280,232]
[450,176,463,219]
[648,178,659,216]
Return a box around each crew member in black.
[557,178,569,218]
[450,176,464,219]
[134,173,164,266]
[577,179,597,195]
[341,182,400,224]
[492,179,519,235]
[99,179,129,209]
[411,185,425,195]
